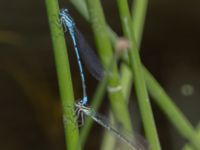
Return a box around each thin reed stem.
[101,0,149,149]
[84,0,133,134]
[131,0,148,46]
[116,0,161,149]
[45,1,80,150]
[69,0,200,149]
[80,75,109,146]
[183,123,200,150]
[144,67,200,149]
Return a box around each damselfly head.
[59,8,75,28]
[59,8,69,16]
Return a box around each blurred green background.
[0,0,199,150]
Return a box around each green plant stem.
[69,0,89,20]
[69,1,200,149]
[121,0,148,101]
[131,0,148,46]
[116,0,161,149]
[101,0,149,149]
[70,0,118,45]
[45,1,80,150]
[80,74,109,146]
[143,67,200,149]
[85,0,133,133]
[100,114,116,150]
[183,123,200,150]
[80,56,120,147]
